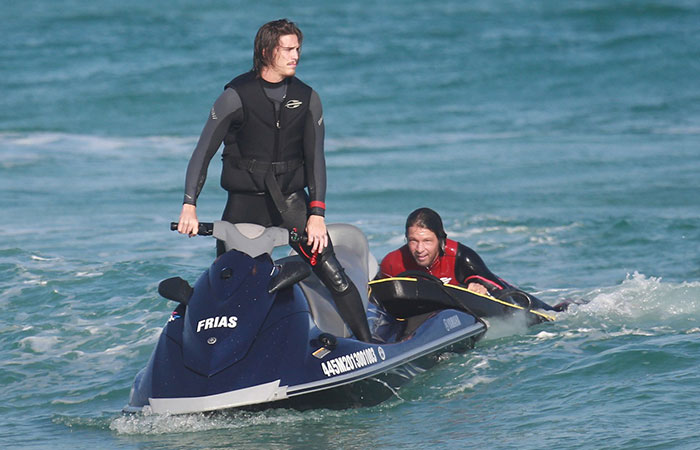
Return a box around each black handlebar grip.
[170,222,214,236]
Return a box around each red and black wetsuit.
[379,238,555,310]
[379,238,509,290]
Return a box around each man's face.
[265,34,300,81]
[407,226,440,268]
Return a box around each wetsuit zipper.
[273,96,282,162]
[261,79,286,162]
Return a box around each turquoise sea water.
[2,1,700,448]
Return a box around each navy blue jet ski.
[124,222,486,414]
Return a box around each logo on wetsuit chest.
[284,99,303,109]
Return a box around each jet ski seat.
[216,221,378,339]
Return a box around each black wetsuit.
[183,72,372,342]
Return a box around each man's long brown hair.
[253,19,303,74]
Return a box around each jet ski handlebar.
[170,222,214,236]
[171,221,290,257]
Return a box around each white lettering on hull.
[197,316,238,332]
[320,347,379,377]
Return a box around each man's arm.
[183,88,243,205]
[303,90,328,252]
[303,90,327,216]
[455,243,510,294]
[456,243,549,306]
[178,88,243,236]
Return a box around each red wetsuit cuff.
[309,201,326,210]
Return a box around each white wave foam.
[51,397,86,405]
[84,326,101,335]
[444,375,496,397]
[449,221,584,248]
[559,272,700,331]
[110,407,333,435]
[326,131,525,153]
[534,330,558,340]
[386,234,405,246]
[19,335,60,353]
[104,344,128,354]
[75,271,103,278]
[30,255,57,261]
[482,313,530,340]
[0,131,197,159]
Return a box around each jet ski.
[124,221,487,414]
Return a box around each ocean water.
[2,1,700,449]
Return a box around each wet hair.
[253,19,303,74]
[405,207,447,255]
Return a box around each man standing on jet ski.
[379,208,556,310]
[176,19,372,341]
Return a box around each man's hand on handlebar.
[178,204,199,237]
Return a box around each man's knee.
[318,257,350,294]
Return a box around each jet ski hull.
[125,300,484,414]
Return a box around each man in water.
[379,207,556,310]
[176,19,372,341]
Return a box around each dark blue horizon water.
[2,1,699,449]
